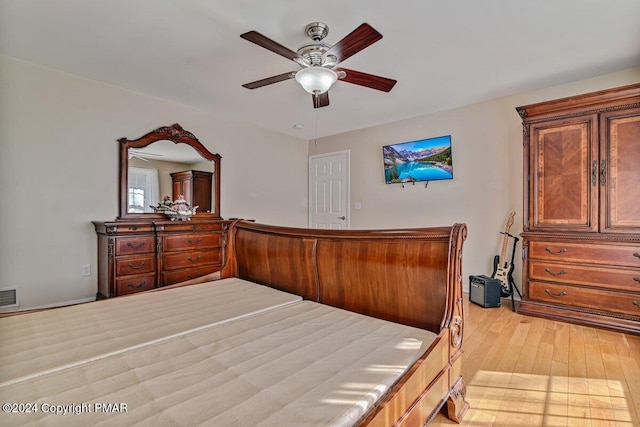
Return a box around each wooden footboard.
[221,221,469,425]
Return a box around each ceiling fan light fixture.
[295,67,337,94]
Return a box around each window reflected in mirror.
[127,167,159,213]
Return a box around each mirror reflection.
[127,141,215,214]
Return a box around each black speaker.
[469,275,501,308]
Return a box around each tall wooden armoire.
[171,170,213,213]
[517,83,640,335]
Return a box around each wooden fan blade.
[324,23,382,64]
[242,72,296,89]
[313,92,330,108]
[337,68,397,92]
[240,31,302,62]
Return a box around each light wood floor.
[431,296,640,426]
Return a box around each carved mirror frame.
[118,123,221,220]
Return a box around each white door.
[309,150,349,229]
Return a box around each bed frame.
[219,221,469,426]
[1,221,468,425]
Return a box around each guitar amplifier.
[469,275,501,308]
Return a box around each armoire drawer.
[529,281,640,317]
[529,241,640,268]
[115,273,156,295]
[162,248,221,271]
[115,255,156,276]
[115,236,155,256]
[162,233,221,251]
[529,261,640,293]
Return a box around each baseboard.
[0,296,96,315]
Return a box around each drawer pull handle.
[127,281,146,289]
[127,261,146,269]
[634,252,640,259]
[188,238,202,245]
[545,247,567,255]
[191,225,199,230]
[634,277,640,283]
[545,268,567,277]
[634,301,640,309]
[128,226,139,231]
[545,289,567,298]
[127,242,146,250]
[188,255,201,263]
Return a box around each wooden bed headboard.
[221,221,467,334]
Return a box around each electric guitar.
[491,211,515,296]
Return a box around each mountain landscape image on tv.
[383,135,453,184]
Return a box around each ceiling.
[1,0,639,140]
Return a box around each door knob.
[338,216,346,220]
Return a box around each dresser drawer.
[162,248,221,271]
[163,233,221,252]
[115,273,156,295]
[529,281,640,317]
[115,255,156,276]
[94,221,154,235]
[529,261,640,293]
[115,236,155,256]
[161,266,220,287]
[111,223,155,234]
[529,241,640,268]
[158,222,224,233]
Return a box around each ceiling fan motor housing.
[305,22,329,41]
[298,23,336,67]
[297,42,333,67]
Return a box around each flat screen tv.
[383,135,453,184]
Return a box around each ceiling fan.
[240,22,397,108]
[128,149,164,162]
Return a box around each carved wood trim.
[522,231,640,242]
[446,377,470,423]
[152,123,198,141]
[516,83,640,121]
[519,102,640,125]
[521,299,640,322]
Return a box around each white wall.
[2,54,637,311]
[0,55,309,312]
[309,68,640,291]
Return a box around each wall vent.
[0,288,17,307]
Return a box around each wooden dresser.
[93,219,230,298]
[516,83,640,334]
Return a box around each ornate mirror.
[117,124,221,220]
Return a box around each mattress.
[0,278,301,385]
[0,280,436,427]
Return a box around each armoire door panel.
[530,116,598,231]
[601,108,640,233]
